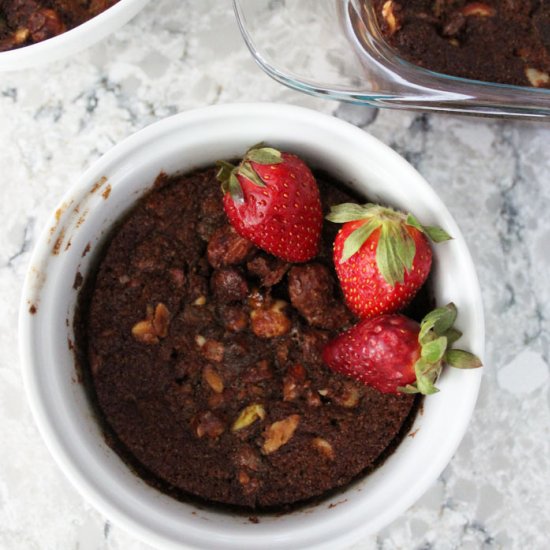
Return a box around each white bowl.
[0,0,149,71]
[19,103,484,550]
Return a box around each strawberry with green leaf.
[322,303,482,395]
[327,203,451,318]
[216,145,322,263]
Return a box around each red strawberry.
[327,203,451,318]
[216,145,322,262]
[322,303,482,395]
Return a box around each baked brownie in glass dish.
[374,0,550,88]
[0,0,120,51]
[75,164,432,510]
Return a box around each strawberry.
[322,303,482,395]
[216,145,322,263]
[326,203,451,318]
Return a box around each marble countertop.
[1,1,549,549]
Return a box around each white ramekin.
[19,103,484,550]
[0,0,149,71]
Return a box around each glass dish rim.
[233,0,550,118]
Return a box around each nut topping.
[232,404,266,432]
[460,2,495,17]
[233,445,262,471]
[250,299,291,339]
[201,339,225,362]
[525,67,550,88]
[191,411,225,439]
[193,295,207,306]
[131,303,170,344]
[312,437,335,460]
[262,415,300,454]
[202,365,224,393]
[335,384,362,408]
[195,334,206,347]
[381,1,401,35]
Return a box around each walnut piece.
[232,404,266,432]
[381,0,401,35]
[460,2,495,17]
[131,303,170,344]
[262,414,300,454]
[202,365,224,393]
[192,411,225,439]
[201,339,224,362]
[525,67,550,88]
[312,437,335,460]
[250,299,291,339]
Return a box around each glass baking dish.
[233,0,550,118]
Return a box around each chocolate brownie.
[374,0,550,88]
[77,167,428,509]
[0,0,119,52]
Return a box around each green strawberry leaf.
[414,359,440,395]
[246,147,283,165]
[445,349,483,369]
[216,160,236,184]
[405,213,423,232]
[442,327,462,345]
[340,218,381,262]
[419,303,457,343]
[326,203,376,223]
[376,222,416,286]
[406,213,452,242]
[394,223,416,273]
[238,161,266,188]
[398,383,420,394]
[423,225,453,243]
[421,336,448,363]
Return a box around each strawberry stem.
[399,302,482,395]
[216,145,284,203]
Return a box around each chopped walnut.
[312,437,335,460]
[460,2,495,17]
[525,67,550,88]
[202,365,224,393]
[250,299,291,339]
[262,415,300,454]
[201,339,224,362]
[238,471,261,495]
[381,0,401,35]
[305,389,321,407]
[334,383,362,408]
[233,445,262,471]
[232,404,266,432]
[131,303,170,344]
[238,470,251,485]
[321,382,363,408]
[191,411,225,439]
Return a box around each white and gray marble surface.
[1,1,550,549]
